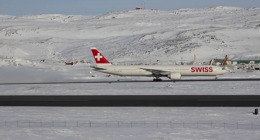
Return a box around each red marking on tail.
[91,48,111,65]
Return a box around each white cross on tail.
[95,53,103,61]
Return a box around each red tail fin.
[91,47,111,66]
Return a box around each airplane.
[90,47,228,81]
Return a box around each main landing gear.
[153,77,162,81]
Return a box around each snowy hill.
[0,7,260,80]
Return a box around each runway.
[0,95,260,107]
[0,78,260,85]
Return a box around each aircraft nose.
[223,69,228,74]
[221,68,229,74]
[218,67,227,74]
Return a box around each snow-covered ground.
[1,7,260,140]
[0,107,260,140]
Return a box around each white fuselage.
[94,65,227,77]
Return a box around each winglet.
[91,47,111,66]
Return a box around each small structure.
[210,55,260,66]
[232,60,260,65]
[136,6,142,10]
[209,55,232,66]
[253,108,258,115]
[65,62,74,65]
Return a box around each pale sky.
[0,0,259,16]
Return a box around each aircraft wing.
[140,68,170,76]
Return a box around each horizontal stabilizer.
[90,66,107,70]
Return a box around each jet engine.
[168,72,181,80]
